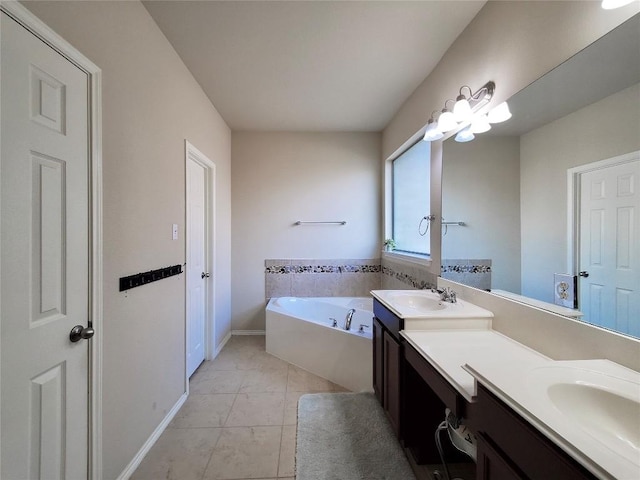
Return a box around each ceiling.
[142,0,486,132]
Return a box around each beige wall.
[520,83,640,302]
[383,1,639,161]
[22,2,232,478]
[231,132,381,331]
[442,136,521,291]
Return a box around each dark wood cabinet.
[383,330,401,436]
[475,385,596,480]
[373,317,384,404]
[372,299,403,439]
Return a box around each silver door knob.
[578,271,589,278]
[201,272,210,279]
[69,325,95,343]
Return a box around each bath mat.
[296,392,417,480]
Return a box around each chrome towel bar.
[294,220,347,225]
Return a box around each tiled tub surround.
[265,259,382,299]
[380,255,438,290]
[441,259,492,291]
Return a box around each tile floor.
[131,335,346,480]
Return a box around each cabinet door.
[383,331,401,438]
[476,433,525,480]
[373,318,384,405]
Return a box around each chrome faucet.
[344,309,356,330]
[439,287,457,303]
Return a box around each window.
[392,140,431,256]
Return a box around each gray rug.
[296,392,417,480]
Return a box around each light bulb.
[487,102,512,123]
[437,110,458,132]
[470,115,491,133]
[455,126,475,143]
[601,0,634,9]
[453,96,472,122]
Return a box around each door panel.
[186,159,206,377]
[579,160,639,336]
[1,12,89,479]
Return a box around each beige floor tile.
[239,368,288,393]
[191,370,246,394]
[283,391,305,425]
[278,425,296,478]
[203,426,282,479]
[130,427,221,480]
[170,394,236,428]
[225,392,285,427]
[286,365,342,392]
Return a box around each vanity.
[371,289,640,480]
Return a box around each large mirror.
[441,13,640,338]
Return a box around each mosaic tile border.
[265,264,381,274]
[441,265,492,274]
[381,266,434,290]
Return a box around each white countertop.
[401,329,549,403]
[376,289,640,479]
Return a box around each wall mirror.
[440,13,639,338]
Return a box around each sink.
[526,363,640,467]
[370,289,494,321]
[385,292,447,311]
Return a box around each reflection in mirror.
[441,13,640,337]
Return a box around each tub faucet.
[344,309,356,330]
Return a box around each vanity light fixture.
[422,81,496,143]
[470,114,492,133]
[601,0,634,9]
[455,126,475,143]
[437,100,459,132]
[423,113,444,141]
[453,86,474,122]
[487,101,512,123]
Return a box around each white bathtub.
[266,297,373,392]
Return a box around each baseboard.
[116,392,188,480]
[211,330,232,360]
[231,329,266,336]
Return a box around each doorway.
[0,3,102,478]
[569,151,639,336]
[185,141,216,378]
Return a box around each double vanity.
[370,289,640,480]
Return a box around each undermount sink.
[526,363,640,467]
[385,292,447,311]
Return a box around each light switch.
[172,224,178,240]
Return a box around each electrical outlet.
[172,223,178,240]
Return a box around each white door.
[186,158,207,377]
[579,159,640,336]
[1,11,91,480]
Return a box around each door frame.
[0,2,103,479]
[184,141,216,389]
[567,150,640,303]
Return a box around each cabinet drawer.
[404,341,465,418]
[373,299,402,337]
[476,385,596,480]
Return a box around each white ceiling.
[142,0,486,132]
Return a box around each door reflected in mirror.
[441,14,640,338]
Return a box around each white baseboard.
[231,330,266,335]
[211,330,232,360]
[116,392,188,480]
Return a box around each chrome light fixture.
[423,81,500,143]
[453,86,473,122]
[455,126,475,143]
[437,100,458,132]
[423,113,444,141]
[487,101,512,123]
[470,114,492,133]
